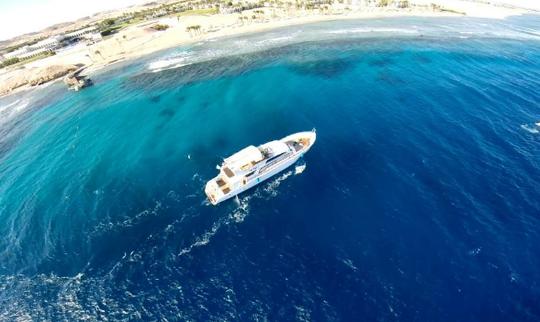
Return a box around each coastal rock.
[0,65,78,96]
[28,65,78,86]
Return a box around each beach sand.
[0,2,529,98]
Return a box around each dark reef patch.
[124,55,266,92]
[149,95,161,103]
[368,57,394,67]
[288,58,353,78]
[377,71,405,85]
[412,54,432,64]
[159,108,176,118]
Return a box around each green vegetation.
[151,24,170,31]
[177,8,218,16]
[0,51,55,69]
[4,36,46,53]
[0,57,20,68]
[99,18,116,29]
[186,25,202,36]
[439,8,466,15]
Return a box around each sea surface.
[1,16,540,321]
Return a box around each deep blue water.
[1,16,540,321]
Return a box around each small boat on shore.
[205,130,316,205]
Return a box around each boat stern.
[205,179,222,205]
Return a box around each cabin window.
[246,171,255,177]
[267,153,285,163]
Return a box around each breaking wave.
[0,99,30,125]
[327,27,418,35]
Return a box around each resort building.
[3,36,62,60]
[1,26,101,63]
[64,26,99,40]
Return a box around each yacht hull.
[205,131,316,205]
[214,153,301,204]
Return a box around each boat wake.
[179,169,297,256]
[262,170,293,198]
[520,123,539,134]
[295,162,306,175]
[178,218,224,256]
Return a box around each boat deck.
[287,141,303,152]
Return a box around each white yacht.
[205,130,316,205]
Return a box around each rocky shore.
[0,65,78,96]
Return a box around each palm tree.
[94,50,104,61]
[85,53,94,64]
[186,25,202,36]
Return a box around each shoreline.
[82,11,457,76]
[0,6,531,99]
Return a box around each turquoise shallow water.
[0,16,540,320]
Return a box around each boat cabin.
[214,141,292,194]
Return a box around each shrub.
[152,24,170,31]
[0,57,20,68]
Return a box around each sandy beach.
[0,2,531,98]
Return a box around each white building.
[2,27,101,62]
[64,26,99,39]
[3,36,62,60]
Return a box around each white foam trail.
[178,219,223,256]
[262,170,292,198]
[295,164,306,175]
[231,194,251,223]
[341,258,358,271]
[180,166,300,255]
[521,124,539,134]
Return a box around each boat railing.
[259,153,289,174]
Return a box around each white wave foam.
[147,50,193,72]
[327,27,418,35]
[255,33,299,45]
[92,201,163,236]
[0,99,30,124]
[147,48,228,72]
